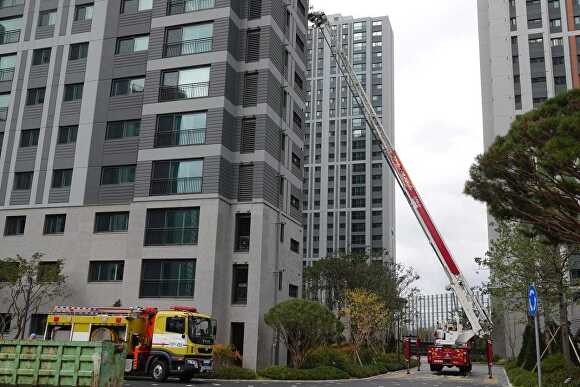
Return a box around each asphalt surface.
[125,364,510,387]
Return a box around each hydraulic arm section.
[307,11,493,345]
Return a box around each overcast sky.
[310,0,490,293]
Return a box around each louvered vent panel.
[246,29,261,62]
[240,118,256,153]
[238,164,254,202]
[243,72,258,106]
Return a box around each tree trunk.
[560,291,571,362]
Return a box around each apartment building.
[303,14,395,265]
[478,0,580,357]
[0,0,307,369]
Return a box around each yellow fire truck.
[45,305,216,382]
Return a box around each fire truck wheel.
[150,359,169,382]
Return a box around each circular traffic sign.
[528,286,538,317]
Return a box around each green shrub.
[305,347,350,370]
[258,366,350,380]
[199,366,256,380]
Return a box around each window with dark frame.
[232,264,248,304]
[105,120,141,140]
[20,129,39,147]
[63,83,83,102]
[74,3,93,21]
[111,77,145,96]
[116,35,149,54]
[289,284,298,298]
[100,165,136,185]
[57,126,78,144]
[4,215,25,236]
[38,261,60,282]
[14,172,33,190]
[234,213,251,252]
[94,212,129,233]
[38,10,57,27]
[51,169,73,188]
[32,47,51,65]
[155,112,206,147]
[290,195,300,210]
[144,207,199,246]
[139,259,195,298]
[44,214,66,234]
[290,238,299,253]
[69,42,89,60]
[26,87,45,105]
[88,261,124,282]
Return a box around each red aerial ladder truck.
[308,10,494,377]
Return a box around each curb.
[190,370,406,384]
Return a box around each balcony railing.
[158,82,209,102]
[0,30,20,45]
[0,107,7,121]
[166,0,215,15]
[0,67,14,82]
[163,38,213,58]
[150,177,202,196]
[154,128,206,147]
[0,0,24,8]
[144,227,199,246]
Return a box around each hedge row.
[505,355,580,387]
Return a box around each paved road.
[125,365,510,387]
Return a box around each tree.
[264,299,343,368]
[476,221,576,362]
[341,289,390,364]
[0,253,68,339]
[303,254,419,313]
[465,89,580,245]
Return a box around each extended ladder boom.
[308,11,492,341]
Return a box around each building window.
[290,195,300,210]
[38,10,57,27]
[57,126,78,144]
[44,214,66,234]
[245,28,260,62]
[166,0,215,16]
[291,152,301,168]
[121,0,152,13]
[88,261,124,282]
[14,172,32,190]
[0,53,15,82]
[116,35,149,54]
[234,213,251,252]
[29,314,46,336]
[105,120,141,140]
[290,238,299,253]
[4,215,25,235]
[52,169,73,188]
[289,284,298,298]
[232,264,248,304]
[150,159,203,195]
[32,47,51,65]
[144,207,200,246]
[75,3,93,21]
[20,129,39,147]
[63,83,83,101]
[94,212,129,233]
[164,23,213,58]
[160,66,210,101]
[36,262,60,282]
[111,77,145,96]
[155,111,206,147]
[294,72,303,90]
[140,259,195,298]
[26,87,45,105]
[100,165,136,185]
[69,42,89,60]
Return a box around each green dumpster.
[0,340,125,386]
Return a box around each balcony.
[0,30,20,45]
[166,0,215,16]
[0,67,15,82]
[158,82,209,102]
[0,106,7,121]
[163,38,213,58]
[154,128,205,147]
[0,0,24,8]
[144,227,199,246]
[150,177,202,196]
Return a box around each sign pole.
[529,284,542,387]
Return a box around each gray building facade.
[0,0,307,369]
[303,14,395,265]
[478,0,579,357]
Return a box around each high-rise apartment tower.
[0,0,308,369]
[303,14,395,265]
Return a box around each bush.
[258,366,350,380]
[212,344,242,367]
[200,366,256,380]
[304,347,350,370]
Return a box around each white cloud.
[310,0,490,293]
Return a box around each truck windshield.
[188,317,214,345]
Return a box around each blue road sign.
[528,285,538,317]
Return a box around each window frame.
[63,83,84,102]
[74,3,94,22]
[32,47,51,65]
[69,42,89,60]
[94,212,129,233]
[139,259,196,298]
[88,260,125,282]
[100,165,136,185]
[51,169,73,188]
[110,77,145,96]
[232,263,249,304]
[115,34,150,55]
[4,215,26,236]
[43,214,66,235]
[57,126,78,144]
[20,129,40,147]
[26,87,46,105]
[38,9,57,27]
[13,171,33,190]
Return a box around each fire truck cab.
[45,305,216,382]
